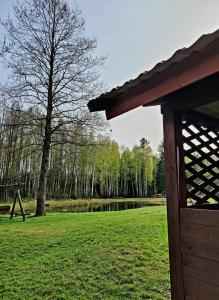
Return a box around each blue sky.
[1,0,219,150]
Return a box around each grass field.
[0,206,170,300]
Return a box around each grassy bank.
[0,206,170,299]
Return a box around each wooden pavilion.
[88,29,219,300]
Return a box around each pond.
[44,199,165,214]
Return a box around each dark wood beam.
[163,107,185,300]
[183,110,219,129]
[161,72,219,112]
[175,112,187,208]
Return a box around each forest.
[0,0,165,212]
[0,103,165,201]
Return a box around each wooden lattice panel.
[182,119,219,205]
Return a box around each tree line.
[0,105,165,200]
[0,0,165,215]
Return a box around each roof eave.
[88,29,219,119]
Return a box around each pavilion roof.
[88,29,219,119]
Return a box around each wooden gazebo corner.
[88,29,219,300]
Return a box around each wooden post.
[10,183,26,221]
[162,107,185,300]
[18,189,26,221]
[10,190,17,220]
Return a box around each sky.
[1,0,219,151]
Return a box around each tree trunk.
[36,12,55,215]
[36,125,51,216]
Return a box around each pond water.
[44,200,165,214]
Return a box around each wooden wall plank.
[184,276,219,300]
[183,254,219,287]
[181,222,219,243]
[181,230,219,261]
[185,295,219,300]
[181,208,219,226]
[183,259,219,289]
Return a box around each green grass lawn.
[0,206,170,300]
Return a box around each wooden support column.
[163,107,185,300]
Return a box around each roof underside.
[195,101,219,120]
[88,28,219,120]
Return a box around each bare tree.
[0,0,104,216]
[0,41,6,57]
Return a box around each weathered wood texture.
[163,109,185,300]
[181,208,219,226]
[181,208,219,299]
[184,276,219,300]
